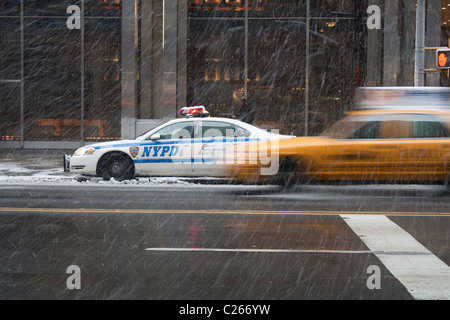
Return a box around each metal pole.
[305,0,310,136]
[244,0,248,99]
[20,0,24,148]
[415,0,425,86]
[80,0,85,145]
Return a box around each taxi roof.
[347,109,450,116]
[353,87,450,113]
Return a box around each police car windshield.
[134,120,192,140]
[149,122,193,140]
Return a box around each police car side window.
[202,121,234,138]
[151,123,193,140]
[234,125,251,137]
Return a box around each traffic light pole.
[415,0,425,87]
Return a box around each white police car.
[63,106,293,181]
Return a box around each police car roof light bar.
[178,106,210,118]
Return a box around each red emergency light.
[178,106,210,117]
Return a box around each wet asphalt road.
[0,182,449,300]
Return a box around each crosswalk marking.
[342,214,450,300]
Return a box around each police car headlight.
[74,147,96,157]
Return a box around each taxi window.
[152,122,193,140]
[201,121,234,138]
[321,114,415,140]
[320,115,379,139]
[413,114,449,138]
[378,114,413,139]
[441,115,450,133]
[348,121,380,139]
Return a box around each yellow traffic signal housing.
[436,49,450,69]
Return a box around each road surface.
[0,181,449,301]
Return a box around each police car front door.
[137,121,194,176]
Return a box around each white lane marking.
[341,214,450,300]
[145,248,370,254]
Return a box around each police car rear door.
[192,120,236,176]
[136,120,194,176]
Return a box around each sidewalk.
[0,149,199,186]
[0,149,73,178]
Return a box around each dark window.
[413,115,449,138]
[234,125,251,137]
[201,121,234,138]
[348,121,380,139]
[153,122,194,140]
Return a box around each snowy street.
[2,0,450,308]
[0,149,450,300]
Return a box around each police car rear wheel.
[98,152,135,181]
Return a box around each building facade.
[0,0,449,149]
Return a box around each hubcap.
[110,163,122,175]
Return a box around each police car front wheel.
[97,152,135,181]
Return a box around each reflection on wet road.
[0,183,449,299]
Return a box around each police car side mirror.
[150,133,160,141]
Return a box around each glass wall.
[187,19,245,118]
[0,0,122,144]
[84,1,121,142]
[309,8,367,134]
[247,19,306,135]
[0,1,21,141]
[3,0,448,147]
[187,0,367,136]
[23,1,83,141]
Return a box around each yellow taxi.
[228,87,450,185]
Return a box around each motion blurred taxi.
[229,87,450,185]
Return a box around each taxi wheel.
[97,152,135,181]
[276,157,299,187]
[445,174,450,188]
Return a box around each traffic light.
[436,49,450,69]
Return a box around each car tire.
[275,157,299,187]
[445,174,450,189]
[97,152,135,181]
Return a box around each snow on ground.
[0,150,248,187]
[0,172,197,186]
[0,162,199,187]
[0,150,199,187]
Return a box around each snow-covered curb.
[0,174,200,186]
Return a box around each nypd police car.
[63,106,293,181]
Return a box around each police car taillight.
[178,106,210,117]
